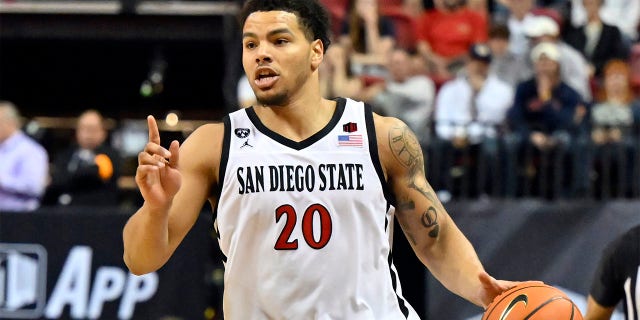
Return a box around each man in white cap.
[504,41,589,198]
[433,43,514,197]
[524,15,592,103]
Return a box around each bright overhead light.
[165,111,179,127]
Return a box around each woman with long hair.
[338,0,396,77]
[590,59,640,197]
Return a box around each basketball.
[482,281,583,320]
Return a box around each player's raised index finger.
[147,115,161,144]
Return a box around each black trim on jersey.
[212,116,231,264]
[364,103,396,206]
[244,98,347,151]
[370,104,409,318]
[212,116,232,243]
[388,248,411,318]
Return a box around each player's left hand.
[477,272,533,309]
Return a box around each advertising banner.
[3,200,638,319]
[0,207,218,320]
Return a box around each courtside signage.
[0,243,47,319]
[0,243,158,320]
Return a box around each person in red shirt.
[416,0,488,78]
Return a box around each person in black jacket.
[46,109,122,206]
[563,0,629,79]
[504,42,588,198]
[585,225,640,320]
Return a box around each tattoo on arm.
[389,125,423,169]
[389,125,441,238]
[421,207,440,238]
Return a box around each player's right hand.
[136,115,182,211]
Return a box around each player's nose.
[255,45,273,64]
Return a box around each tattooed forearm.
[397,196,440,238]
[396,200,415,212]
[389,124,441,238]
[421,207,440,238]
[398,200,440,239]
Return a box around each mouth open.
[255,69,279,89]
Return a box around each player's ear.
[310,39,323,71]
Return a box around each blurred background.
[1,0,639,319]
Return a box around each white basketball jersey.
[215,98,420,320]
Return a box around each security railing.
[423,126,640,200]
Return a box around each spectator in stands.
[570,0,639,47]
[0,101,49,211]
[589,59,640,197]
[367,47,436,144]
[325,43,368,100]
[339,0,396,78]
[493,0,566,25]
[416,0,488,78]
[46,109,122,207]
[505,42,589,198]
[322,42,387,108]
[433,43,514,197]
[524,14,593,102]
[563,0,629,79]
[487,23,533,87]
[497,0,537,58]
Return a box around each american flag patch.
[338,134,363,147]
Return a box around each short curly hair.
[238,0,331,53]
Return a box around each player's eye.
[245,42,256,49]
[275,39,289,45]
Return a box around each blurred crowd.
[3,0,640,212]
[267,0,640,201]
[0,102,125,212]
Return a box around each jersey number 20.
[275,204,332,250]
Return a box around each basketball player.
[122,0,516,318]
[585,225,640,320]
